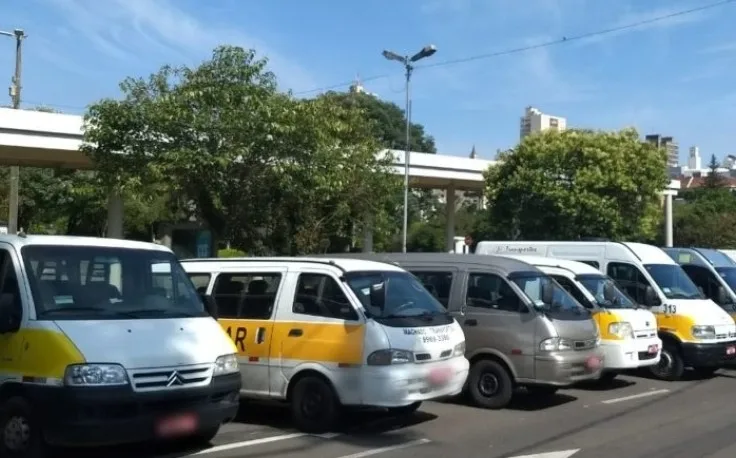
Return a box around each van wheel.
[649,341,684,381]
[0,396,49,458]
[387,402,422,416]
[290,376,340,433]
[466,359,513,409]
[526,385,558,397]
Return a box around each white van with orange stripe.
[181,257,470,433]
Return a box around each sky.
[1,0,735,164]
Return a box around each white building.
[688,146,702,170]
[520,106,567,140]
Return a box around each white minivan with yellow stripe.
[497,255,662,382]
[181,257,469,433]
[0,235,240,458]
[477,241,736,381]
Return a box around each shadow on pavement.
[574,377,636,391]
[442,390,576,412]
[632,367,720,382]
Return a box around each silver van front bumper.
[533,348,605,386]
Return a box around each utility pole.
[1,29,26,235]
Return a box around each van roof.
[497,254,601,275]
[311,252,543,274]
[0,234,171,253]
[476,241,675,265]
[180,256,405,273]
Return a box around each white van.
[499,255,661,382]
[181,257,469,433]
[476,241,736,381]
[0,235,240,457]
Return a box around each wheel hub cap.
[479,373,499,396]
[3,416,30,451]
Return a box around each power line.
[295,0,735,95]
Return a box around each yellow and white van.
[0,235,240,457]
[476,241,736,381]
[181,257,469,433]
[498,255,661,382]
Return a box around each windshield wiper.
[124,308,202,318]
[40,306,140,318]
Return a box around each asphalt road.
[63,366,736,458]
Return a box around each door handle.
[256,327,266,344]
[288,328,303,337]
[464,319,478,326]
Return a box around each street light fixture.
[1,28,26,235]
[382,44,437,253]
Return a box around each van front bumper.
[600,336,662,370]
[534,349,605,386]
[681,341,736,367]
[30,373,241,447]
[359,356,470,407]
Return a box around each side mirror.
[0,293,21,334]
[602,282,615,302]
[644,286,660,307]
[541,282,554,305]
[717,286,730,305]
[201,294,218,319]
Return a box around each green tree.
[82,46,399,254]
[482,128,669,241]
[703,154,725,189]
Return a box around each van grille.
[413,349,453,363]
[573,339,597,350]
[129,364,212,392]
[634,330,657,339]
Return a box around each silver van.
[326,253,604,409]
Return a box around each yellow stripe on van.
[219,319,365,365]
[652,312,695,341]
[591,310,623,340]
[1,328,85,379]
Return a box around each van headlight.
[214,353,239,375]
[608,322,634,340]
[64,363,129,386]
[367,349,413,365]
[453,341,466,357]
[539,337,573,352]
[692,325,716,340]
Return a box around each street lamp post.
[382,45,437,253]
[1,28,26,235]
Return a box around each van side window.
[681,265,720,303]
[466,273,524,313]
[576,260,599,269]
[188,273,211,295]
[212,273,281,319]
[293,274,358,321]
[607,263,651,305]
[0,249,22,315]
[549,275,593,308]
[410,271,453,308]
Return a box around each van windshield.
[510,274,586,314]
[644,264,703,300]
[715,267,736,292]
[345,271,446,318]
[576,274,636,309]
[21,245,206,320]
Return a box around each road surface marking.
[508,449,580,458]
[601,389,670,404]
[186,433,307,455]
[335,438,431,458]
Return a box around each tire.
[526,385,558,397]
[0,396,50,458]
[649,341,685,381]
[597,372,618,385]
[692,366,719,378]
[387,402,422,416]
[466,359,513,409]
[290,375,340,434]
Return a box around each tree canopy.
[481,128,669,241]
[82,46,400,254]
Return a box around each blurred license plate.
[727,346,735,355]
[156,413,197,438]
[648,345,659,354]
[585,356,602,370]
[428,367,452,385]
